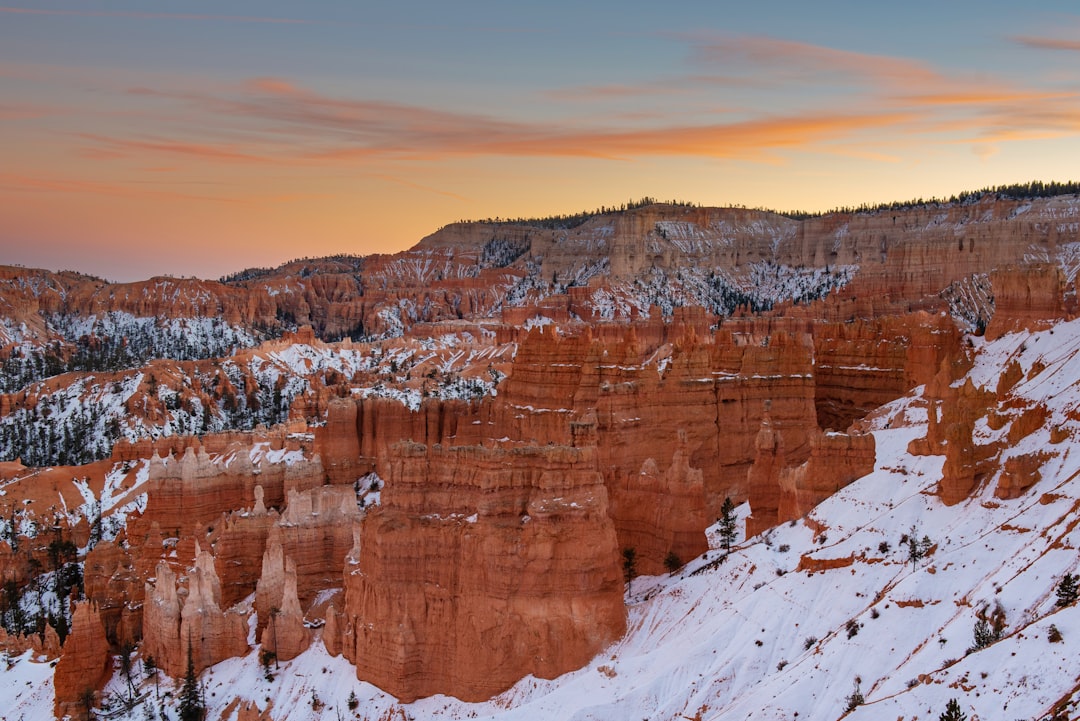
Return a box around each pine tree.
[939,698,967,721]
[80,687,96,721]
[622,547,637,594]
[718,497,738,552]
[970,618,994,652]
[178,638,205,721]
[1056,573,1078,608]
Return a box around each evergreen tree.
[718,497,738,552]
[622,547,637,594]
[80,687,96,721]
[939,698,967,721]
[178,638,205,721]
[906,526,933,569]
[970,618,994,652]
[1056,572,1078,608]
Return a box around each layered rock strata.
[332,441,626,702]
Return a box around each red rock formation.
[135,442,325,540]
[985,264,1066,340]
[10,194,1080,711]
[83,540,142,649]
[745,403,789,538]
[259,555,310,662]
[142,544,249,678]
[336,442,626,703]
[53,602,111,720]
[777,430,876,526]
[922,379,999,505]
[608,432,708,576]
[995,452,1049,500]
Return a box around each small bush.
[844,680,865,712]
[347,690,359,710]
[776,660,788,671]
[259,650,276,682]
[803,636,817,650]
[870,607,880,619]
[846,619,860,638]
[1048,624,1064,643]
[878,541,890,554]
[778,544,790,553]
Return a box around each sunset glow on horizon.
[3,1,1080,281]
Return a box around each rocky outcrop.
[141,545,249,678]
[53,602,111,720]
[335,441,625,703]
[138,443,326,539]
[258,554,310,662]
[912,378,999,505]
[745,403,789,538]
[608,433,708,576]
[82,540,142,649]
[995,452,1049,499]
[985,264,1066,340]
[9,194,1080,714]
[777,430,876,526]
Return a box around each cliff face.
[334,442,626,703]
[53,602,111,719]
[141,546,250,678]
[3,194,1080,716]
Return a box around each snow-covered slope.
[7,320,1080,720]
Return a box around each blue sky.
[2,1,1079,280]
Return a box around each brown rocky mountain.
[0,189,1077,718]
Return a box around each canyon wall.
[334,441,626,703]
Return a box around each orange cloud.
[126,77,916,163]
[77,134,276,164]
[473,112,918,160]
[900,90,1078,107]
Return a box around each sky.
[2,1,1080,281]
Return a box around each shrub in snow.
[843,679,864,712]
[1056,573,1078,608]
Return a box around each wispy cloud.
[0,6,315,24]
[102,77,920,163]
[55,33,1080,173]
[546,74,762,102]
[1012,35,1080,52]
[78,134,274,164]
[687,34,943,90]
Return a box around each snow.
[10,320,1080,720]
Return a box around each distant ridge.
[449,179,1080,230]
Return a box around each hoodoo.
[1,190,1079,719]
